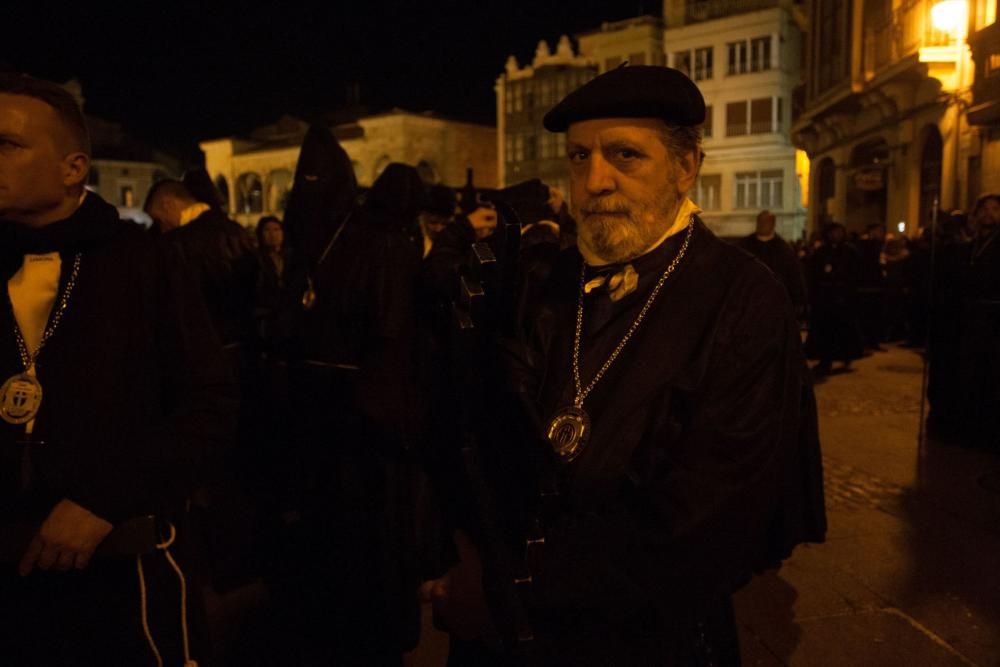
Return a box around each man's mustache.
[580,203,631,216]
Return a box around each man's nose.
[584,153,615,196]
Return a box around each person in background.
[738,209,808,320]
[805,222,865,376]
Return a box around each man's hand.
[467,206,498,240]
[547,186,565,215]
[19,499,113,575]
[419,530,499,644]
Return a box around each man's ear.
[676,151,699,193]
[62,152,90,189]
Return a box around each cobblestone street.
[735,346,1000,666]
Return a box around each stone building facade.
[200,111,496,228]
[665,0,809,239]
[792,0,978,235]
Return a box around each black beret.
[542,65,706,132]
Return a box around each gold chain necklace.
[1,253,82,431]
[547,220,694,463]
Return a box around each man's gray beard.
[576,214,662,264]
[574,193,679,264]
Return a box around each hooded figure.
[365,162,428,239]
[275,128,425,665]
[283,123,358,269]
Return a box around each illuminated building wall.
[201,111,496,228]
[793,0,978,236]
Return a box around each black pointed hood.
[284,123,358,264]
[363,162,427,232]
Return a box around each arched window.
[266,169,294,213]
[235,172,263,214]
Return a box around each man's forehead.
[566,117,666,143]
[0,93,60,139]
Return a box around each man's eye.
[569,150,588,162]
[617,149,641,160]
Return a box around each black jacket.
[162,208,258,346]
[0,193,236,532]
[484,219,825,663]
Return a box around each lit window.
[727,41,748,74]
[695,174,722,210]
[694,47,713,80]
[750,37,772,71]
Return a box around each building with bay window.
[664,0,809,239]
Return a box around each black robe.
[0,192,235,664]
[483,218,825,664]
[804,241,865,363]
[737,233,808,314]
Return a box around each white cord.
[137,522,199,667]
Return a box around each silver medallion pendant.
[547,406,591,463]
[0,373,43,425]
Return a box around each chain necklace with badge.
[547,221,694,463]
[0,253,82,432]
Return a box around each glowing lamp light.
[897,221,907,233]
[931,0,968,36]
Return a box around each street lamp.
[931,0,968,38]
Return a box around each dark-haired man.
[738,210,808,318]
[428,66,825,665]
[0,74,233,665]
[144,178,257,349]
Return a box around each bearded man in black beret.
[426,66,826,666]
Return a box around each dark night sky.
[7,1,658,161]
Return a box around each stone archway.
[919,126,943,232]
[847,138,890,233]
[266,169,294,213]
[816,157,836,228]
[236,172,263,214]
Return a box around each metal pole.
[918,196,939,449]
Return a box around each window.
[735,171,783,209]
[524,135,537,161]
[694,47,713,80]
[513,84,523,112]
[120,185,134,208]
[524,84,534,111]
[727,41,748,74]
[674,50,692,76]
[728,37,771,75]
[505,87,514,114]
[505,135,515,162]
[750,37,772,72]
[694,174,721,210]
[704,105,713,138]
[629,52,646,66]
[514,135,525,162]
[726,101,748,136]
[750,98,773,133]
